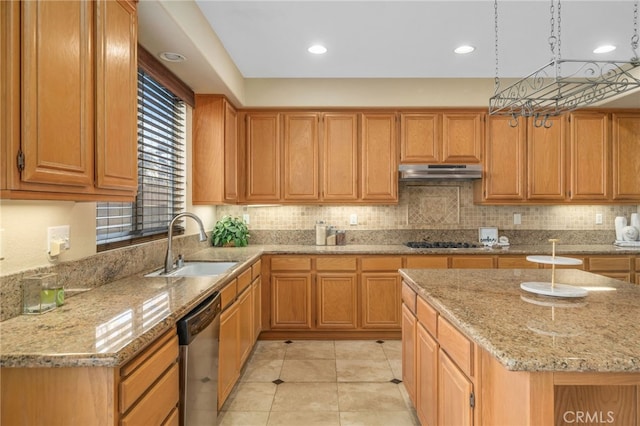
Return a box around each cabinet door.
[238,287,254,367]
[245,113,281,202]
[252,277,262,343]
[360,272,401,329]
[483,116,526,201]
[192,96,238,204]
[283,113,319,201]
[361,113,398,202]
[95,0,137,192]
[400,113,439,163]
[611,112,640,200]
[417,323,438,426]
[442,113,483,164]
[527,116,566,200]
[316,273,358,329]
[322,113,359,201]
[438,349,473,426]
[569,112,609,200]
[218,303,240,409]
[271,273,312,329]
[21,0,94,187]
[401,304,417,405]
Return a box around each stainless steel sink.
[145,261,238,278]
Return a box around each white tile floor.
[218,340,419,426]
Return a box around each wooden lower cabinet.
[252,276,262,343]
[238,286,253,367]
[218,299,240,409]
[439,349,474,426]
[416,323,438,426]
[1,329,178,426]
[361,272,402,329]
[316,273,358,329]
[270,272,313,329]
[401,303,417,405]
[451,256,495,269]
[588,256,633,283]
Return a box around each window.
[96,69,185,250]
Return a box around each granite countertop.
[400,268,640,373]
[0,243,637,369]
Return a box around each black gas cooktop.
[405,241,480,249]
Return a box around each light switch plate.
[349,214,358,225]
[513,213,522,225]
[595,213,603,224]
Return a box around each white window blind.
[96,69,185,249]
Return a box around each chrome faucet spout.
[164,212,208,273]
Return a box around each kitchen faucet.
[165,212,208,274]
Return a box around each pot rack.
[489,0,640,128]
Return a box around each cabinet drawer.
[121,362,179,426]
[361,256,403,271]
[271,257,312,271]
[597,272,632,283]
[221,279,237,310]
[497,256,539,269]
[401,282,416,313]
[316,256,357,271]
[162,406,179,426]
[252,259,262,279]
[417,297,437,338]
[450,256,495,269]
[120,331,178,414]
[237,268,252,293]
[588,256,631,271]
[437,316,473,377]
[636,257,640,271]
[406,256,448,269]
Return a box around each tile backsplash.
[218,182,638,232]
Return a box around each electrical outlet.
[513,213,522,225]
[48,225,70,250]
[243,213,250,224]
[349,214,358,225]
[595,213,603,225]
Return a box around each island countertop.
[399,268,640,373]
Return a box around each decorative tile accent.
[407,185,459,225]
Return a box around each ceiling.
[137,0,640,107]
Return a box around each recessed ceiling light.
[308,44,327,55]
[454,45,475,54]
[159,52,187,62]
[593,45,616,54]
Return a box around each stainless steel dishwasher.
[177,292,222,426]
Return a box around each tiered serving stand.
[520,239,587,298]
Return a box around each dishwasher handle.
[177,292,221,345]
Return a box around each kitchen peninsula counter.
[400,268,640,425]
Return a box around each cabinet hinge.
[16,149,25,173]
[470,392,475,408]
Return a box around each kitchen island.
[399,268,640,426]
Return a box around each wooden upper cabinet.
[95,0,138,192]
[527,115,566,201]
[192,95,239,204]
[21,0,95,188]
[2,0,137,201]
[399,111,483,164]
[482,115,526,201]
[442,112,483,164]
[360,113,398,202]
[245,112,281,202]
[322,113,359,201]
[400,113,439,163]
[611,112,640,200]
[569,112,610,201]
[283,113,320,201]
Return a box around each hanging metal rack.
[489,0,640,128]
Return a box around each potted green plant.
[211,215,250,247]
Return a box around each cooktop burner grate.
[405,241,480,249]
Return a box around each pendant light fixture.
[489,0,640,128]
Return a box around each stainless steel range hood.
[399,164,482,180]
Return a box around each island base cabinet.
[439,349,474,426]
[218,302,240,409]
[416,323,438,426]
